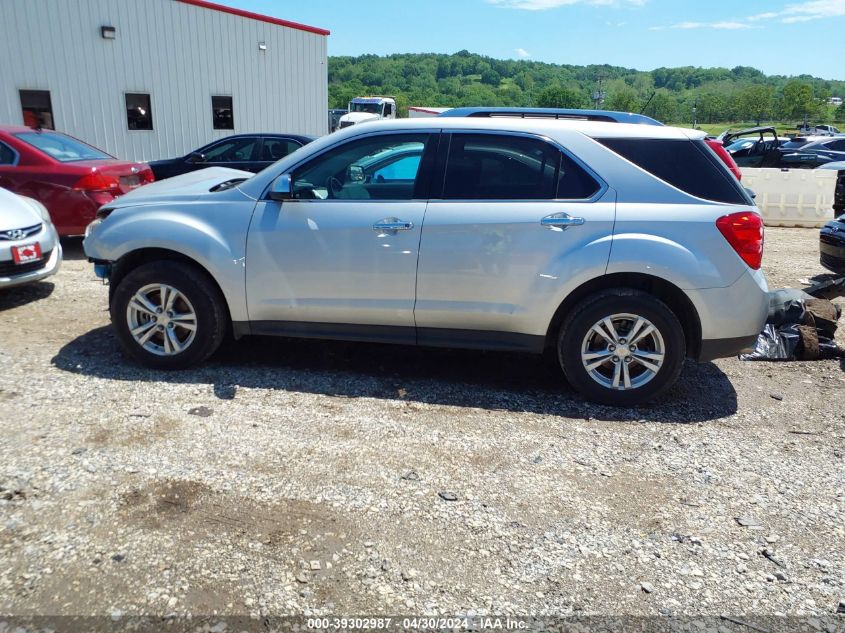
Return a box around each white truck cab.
[338,96,397,129]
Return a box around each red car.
[0,125,153,236]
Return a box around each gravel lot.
[1,228,844,622]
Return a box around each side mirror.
[268,174,293,201]
[188,152,206,164]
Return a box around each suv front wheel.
[110,261,228,369]
[558,289,685,406]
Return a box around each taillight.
[73,171,120,193]
[705,138,742,182]
[139,167,155,185]
[716,212,764,270]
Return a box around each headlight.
[21,196,52,223]
[85,207,115,238]
[84,218,103,238]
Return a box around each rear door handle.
[541,212,585,231]
[373,217,414,231]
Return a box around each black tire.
[557,289,686,406]
[110,260,228,369]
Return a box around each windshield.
[349,102,381,115]
[725,140,754,153]
[15,131,112,162]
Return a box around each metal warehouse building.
[0,0,329,161]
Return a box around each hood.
[0,187,46,230]
[340,112,380,125]
[101,166,253,210]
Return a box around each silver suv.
[83,118,769,406]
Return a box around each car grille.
[0,250,51,277]
[0,223,42,241]
[821,252,845,274]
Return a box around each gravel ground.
[1,228,844,622]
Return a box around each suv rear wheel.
[110,261,227,369]
[558,289,685,406]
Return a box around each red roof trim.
[175,0,330,36]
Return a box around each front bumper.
[0,242,62,289]
[820,221,845,274]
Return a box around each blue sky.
[217,0,843,79]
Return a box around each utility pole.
[592,75,606,110]
[692,98,698,129]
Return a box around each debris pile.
[741,286,844,361]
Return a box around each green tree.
[605,87,639,113]
[781,81,817,120]
[835,103,845,123]
[537,85,584,108]
[643,91,677,123]
[737,85,774,125]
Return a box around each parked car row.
[719,126,843,169]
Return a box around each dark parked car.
[149,133,316,180]
[721,127,835,169]
[820,218,845,274]
[818,161,845,274]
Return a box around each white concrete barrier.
[741,167,837,228]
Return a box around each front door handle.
[541,212,585,231]
[373,217,414,232]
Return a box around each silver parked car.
[0,187,61,289]
[83,118,769,406]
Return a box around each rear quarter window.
[598,138,751,205]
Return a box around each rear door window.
[259,138,301,162]
[441,133,599,200]
[598,138,751,205]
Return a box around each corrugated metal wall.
[0,0,328,161]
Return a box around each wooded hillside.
[328,51,845,125]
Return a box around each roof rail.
[438,107,663,126]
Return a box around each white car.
[0,187,61,289]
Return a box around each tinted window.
[212,96,234,130]
[292,134,429,201]
[0,143,15,165]
[825,140,845,151]
[781,139,811,149]
[15,131,111,162]
[599,138,750,205]
[204,138,257,162]
[20,90,54,130]
[260,138,300,162]
[126,93,153,130]
[443,134,599,200]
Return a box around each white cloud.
[711,21,754,29]
[657,20,752,30]
[487,0,645,10]
[515,47,532,58]
[651,0,845,30]
[779,0,845,22]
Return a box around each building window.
[20,90,54,130]
[212,96,234,130]
[125,93,153,130]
